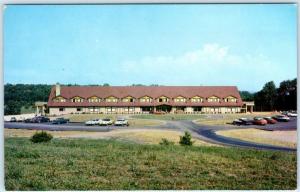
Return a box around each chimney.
[55,83,61,96]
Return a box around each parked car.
[24,118,32,123]
[10,117,17,122]
[232,119,243,126]
[263,117,277,124]
[239,118,253,125]
[52,117,68,124]
[85,119,102,126]
[99,118,113,126]
[287,111,297,117]
[114,118,129,126]
[273,115,290,122]
[31,116,50,123]
[253,117,267,125]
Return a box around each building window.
[158,97,169,102]
[106,97,118,102]
[77,108,82,112]
[53,96,66,102]
[59,108,65,111]
[71,97,84,102]
[88,97,100,102]
[174,97,186,102]
[140,96,152,102]
[191,97,203,103]
[224,97,237,102]
[207,97,220,102]
[122,97,135,102]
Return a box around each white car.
[287,111,297,117]
[99,118,113,126]
[85,119,101,126]
[114,118,129,126]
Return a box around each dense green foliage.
[5,137,296,190]
[254,78,297,111]
[239,91,254,101]
[4,84,52,115]
[30,131,53,143]
[179,131,194,146]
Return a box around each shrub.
[159,138,174,146]
[179,131,194,146]
[30,131,53,143]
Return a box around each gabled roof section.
[47,85,243,106]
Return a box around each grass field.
[131,114,206,121]
[195,112,280,126]
[5,137,296,190]
[216,129,297,148]
[4,128,215,146]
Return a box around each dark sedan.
[31,116,50,123]
[52,118,68,124]
[232,118,253,126]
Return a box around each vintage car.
[263,117,277,124]
[253,117,267,125]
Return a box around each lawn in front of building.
[5,137,296,190]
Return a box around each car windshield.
[103,119,110,121]
[117,119,125,121]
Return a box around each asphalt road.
[4,117,297,152]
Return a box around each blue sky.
[4,4,297,92]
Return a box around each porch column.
[36,106,39,115]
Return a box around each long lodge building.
[47,84,245,115]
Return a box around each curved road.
[4,118,297,152]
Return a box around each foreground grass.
[216,129,297,149]
[132,114,206,121]
[4,128,215,146]
[195,112,279,126]
[5,138,296,190]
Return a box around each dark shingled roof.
[47,86,243,107]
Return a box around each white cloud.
[119,43,281,90]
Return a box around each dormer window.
[122,96,135,102]
[88,96,101,103]
[191,96,203,103]
[71,96,84,103]
[140,96,152,103]
[157,96,169,102]
[53,96,66,102]
[174,96,186,102]
[224,96,237,103]
[207,96,220,102]
[105,96,118,102]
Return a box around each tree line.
[4,79,297,115]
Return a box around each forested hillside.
[4,84,52,115]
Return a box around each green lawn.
[5,137,296,190]
[131,114,206,121]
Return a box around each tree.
[254,81,277,111]
[179,131,194,146]
[275,78,297,110]
[239,91,254,101]
[103,83,110,86]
